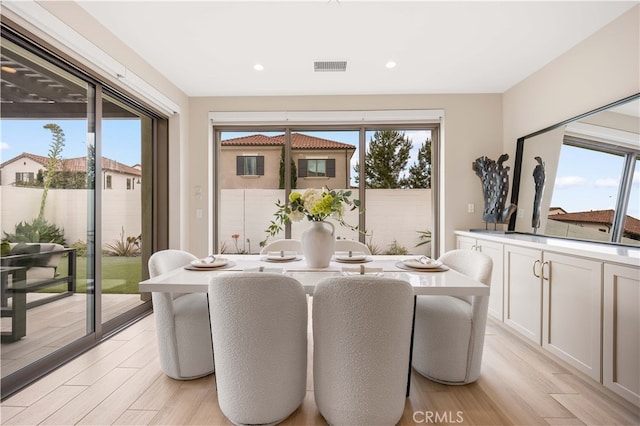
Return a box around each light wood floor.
[1,303,638,425]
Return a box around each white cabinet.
[504,245,542,344]
[542,252,602,381]
[603,263,640,406]
[456,235,504,320]
[455,230,639,407]
[503,247,602,379]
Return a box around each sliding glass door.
[0,28,160,398]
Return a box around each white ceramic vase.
[301,221,335,268]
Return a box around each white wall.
[191,94,503,258]
[503,6,640,158]
[218,188,432,256]
[0,187,141,248]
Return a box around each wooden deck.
[1,299,639,425]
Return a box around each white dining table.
[138,254,489,296]
[139,253,488,397]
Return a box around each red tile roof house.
[0,152,141,190]
[548,209,640,242]
[220,133,356,190]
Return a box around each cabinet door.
[504,245,542,344]
[477,240,504,321]
[603,263,640,406]
[542,253,602,381]
[456,236,476,250]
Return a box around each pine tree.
[404,138,432,189]
[355,130,412,188]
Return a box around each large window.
[214,125,437,256]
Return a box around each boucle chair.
[313,275,414,426]
[208,272,307,426]
[334,239,371,255]
[412,249,493,384]
[259,239,302,255]
[148,249,214,380]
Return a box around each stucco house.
[0,152,142,191]
[549,208,640,241]
[220,133,356,189]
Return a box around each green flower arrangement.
[263,187,361,244]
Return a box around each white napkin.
[244,266,284,273]
[342,265,384,276]
[402,256,443,269]
[267,250,297,259]
[335,250,367,260]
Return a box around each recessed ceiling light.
[253,63,264,71]
[386,61,397,69]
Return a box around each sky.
[551,144,640,219]
[2,120,638,219]
[0,119,142,166]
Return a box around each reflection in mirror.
[510,94,640,247]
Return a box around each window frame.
[211,117,442,257]
[236,155,265,176]
[298,158,336,178]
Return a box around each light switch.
[467,203,475,213]
[195,208,203,219]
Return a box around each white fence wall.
[220,188,433,255]
[0,186,141,248]
[1,186,432,255]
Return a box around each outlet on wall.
[467,203,475,213]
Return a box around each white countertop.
[139,254,489,296]
[456,230,640,267]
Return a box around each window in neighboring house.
[126,178,132,190]
[15,172,34,184]
[298,158,335,177]
[106,174,112,189]
[236,155,264,176]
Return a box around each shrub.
[104,227,141,256]
[69,240,88,257]
[384,240,409,255]
[416,230,432,247]
[3,218,66,245]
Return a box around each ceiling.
[73,1,640,97]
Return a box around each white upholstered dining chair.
[334,239,371,255]
[259,239,302,255]
[411,249,493,385]
[313,275,414,425]
[208,272,307,426]
[148,249,214,380]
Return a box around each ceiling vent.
[314,61,347,72]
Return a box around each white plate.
[334,251,367,261]
[402,258,443,269]
[190,257,229,268]
[267,251,297,261]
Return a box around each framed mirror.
[508,93,640,247]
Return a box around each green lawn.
[54,255,142,294]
